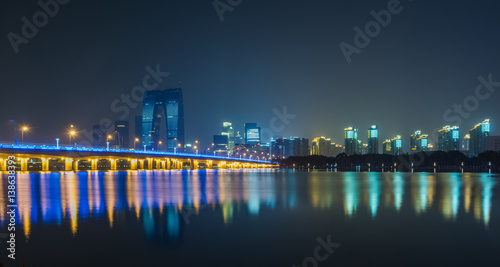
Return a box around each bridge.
[0,144,276,172]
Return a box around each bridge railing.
[0,142,272,163]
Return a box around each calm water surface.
[0,170,498,266]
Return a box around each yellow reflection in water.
[17,175,31,238]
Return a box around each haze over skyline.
[1,0,499,148]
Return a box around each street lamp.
[69,130,76,147]
[134,138,139,150]
[56,138,60,149]
[159,141,163,151]
[107,135,112,151]
[21,126,28,145]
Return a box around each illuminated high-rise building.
[417,134,429,152]
[142,88,184,151]
[383,140,391,155]
[311,136,331,156]
[344,127,359,156]
[244,123,261,145]
[438,126,460,152]
[367,125,379,154]
[115,120,130,149]
[390,135,403,156]
[410,131,422,152]
[470,119,490,156]
[221,122,235,150]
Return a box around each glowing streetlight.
[159,141,163,151]
[107,135,112,151]
[55,138,60,149]
[21,126,28,145]
[134,138,139,150]
[69,130,76,147]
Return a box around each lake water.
[0,170,498,266]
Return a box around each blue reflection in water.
[368,173,380,217]
[0,171,496,242]
[343,172,359,218]
[393,173,404,211]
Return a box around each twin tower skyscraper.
[141,88,184,151]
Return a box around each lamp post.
[134,138,139,150]
[56,138,60,149]
[159,141,162,152]
[69,131,76,147]
[107,135,112,151]
[21,126,28,145]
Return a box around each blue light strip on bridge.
[0,144,272,164]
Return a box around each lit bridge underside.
[0,145,276,172]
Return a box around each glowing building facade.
[141,88,184,151]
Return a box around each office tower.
[270,138,285,158]
[367,125,379,154]
[383,140,391,155]
[221,122,235,150]
[244,123,261,145]
[391,135,403,156]
[92,124,106,148]
[438,126,460,152]
[284,137,310,157]
[115,121,129,149]
[417,134,429,151]
[311,136,332,156]
[410,130,422,152]
[344,127,359,156]
[462,134,471,155]
[214,134,229,151]
[142,88,184,151]
[470,119,490,156]
[329,143,344,157]
[135,115,142,145]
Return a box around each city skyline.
[1,1,499,149]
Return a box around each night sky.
[1,0,499,149]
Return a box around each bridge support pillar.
[41,158,49,171]
[147,160,153,170]
[73,160,79,172]
[91,159,97,171]
[0,159,7,171]
[166,159,171,170]
[190,159,196,170]
[130,159,138,170]
[64,158,73,171]
[110,159,117,170]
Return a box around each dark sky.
[1,0,499,149]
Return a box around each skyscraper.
[244,123,261,145]
[417,134,429,152]
[344,127,359,156]
[311,136,331,156]
[142,88,184,151]
[438,126,460,152]
[115,121,129,149]
[367,125,379,154]
[470,119,490,156]
[221,122,235,150]
[383,140,391,155]
[390,135,403,156]
[410,130,422,152]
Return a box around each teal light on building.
[367,125,379,154]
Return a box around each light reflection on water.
[0,170,496,240]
